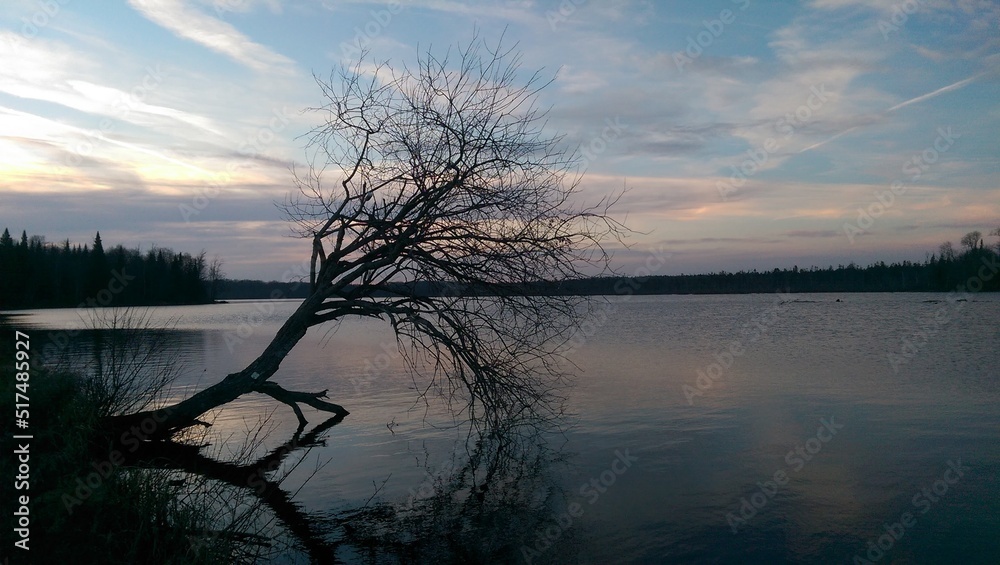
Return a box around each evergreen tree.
[0,229,11,302]
[87,231,110,298]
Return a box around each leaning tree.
[109,35,625,441]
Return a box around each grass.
[0,326,261,564]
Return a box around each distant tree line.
[215,279,311,300]
[3,228,997,308]
[0,229,215,310]
[362,229,1000,297]
[553,229,1000,296]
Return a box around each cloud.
[783,230,840,238]
[65,79,223,134]
[0,33,226,141]
[200,0,284,16]
[0,25,305,199]
[127,0,296,74]
[320,0,538,26]
[808,0,905,13]
[3,0,997,279]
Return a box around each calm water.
[7,293,1000,563]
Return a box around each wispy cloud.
[127,0,296,74]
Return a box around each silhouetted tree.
[961,230,982,252]
[111,36,626,440]
[939,241,956,262]
[87,231,110,297]
[0,229,12,299]
[208,256,225,301]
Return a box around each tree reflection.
[128,415,346,562]
[332,424,575,563]
[127,415,574,563]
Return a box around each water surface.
[8,293,1000,563]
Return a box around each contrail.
[885,70,989,113]
[798,70,991,154]
[798,126,858,154]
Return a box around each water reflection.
[15,313,578,563]
[330,426,574,564]
[130,415,348,563]
[126,411,574,564]
[6,295,1000,563]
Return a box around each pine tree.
[88,231,110,298]
[0,229,11,302]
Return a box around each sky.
[1,0,998,280]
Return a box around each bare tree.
[208,256,225,302]
[960,230,982,253]
[83,307,183,418]
[938,241,956,262]
[109,35,625,440]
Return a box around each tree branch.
[252,381,350,430]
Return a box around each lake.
[6,293,1000,563]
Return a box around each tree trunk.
[105,292,348,440]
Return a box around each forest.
[2,228,997,311]
[0,229,216,310]
[553,233,1000,295]
[306,229,1000,297]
